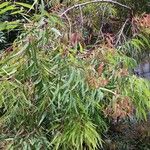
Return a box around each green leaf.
[38,112,47,126]
[51,28,61,38]
[79,43,84,53]
[11,9,24,15]
[0,5,16,15]
[11,42,29,58]
[0,21,19,31]
[0,2,9,9]
[15,2,34,10]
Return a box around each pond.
[134,62,150,79]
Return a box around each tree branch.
[60,0,131,17]
[115,19,129,46]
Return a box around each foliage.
[0,0,150,149]
[0,1,34,50]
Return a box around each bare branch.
[64,13,72,38]
[115,19,129,46]
[60,0,131,17]
[79,5,84,32]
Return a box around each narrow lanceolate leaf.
[11,42,29,58]
[0,21,19,31]
[11,10,24,15]
[38,112,47,126]
[0,2,9,9]
[0,5,16,15]
[51,28,62,37]
[15,2,34,10]
[138,34,150,48]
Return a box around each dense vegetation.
[0,0,150,149]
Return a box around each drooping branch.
[60,0,131,17]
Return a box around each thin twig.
[95,4,108,45]
[64,13,72,38]
[60,0,131,17]
[79,5,84,32]
[115,19,129,46]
